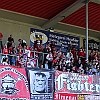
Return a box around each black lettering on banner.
[0,98,10,100]
[12,98,26,100]
[0,97,27,100]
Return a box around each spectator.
[91,63,98,74]
[26,57,34,68]
[84,67,88,74]
[43,60,49,69]
[34,41,38,51]
[18,39,26,48]
[3,43,8,54]
[67,41,72,52]
[57,60,62,70]
[86,68,92,75]
[12,47,17,55]
[96,65,100,76]
[39,64,44,69]
[62,59,67,66]
[18,56,26,68]
[56,49,62,58]
[17,43,22,53]
[46,51,53,69]
[71,66,77,73]
[52,56,59,67]
[54,64,59,70]
[43,43,51,62]
[70,58,75,67]
[61,64,66,72]
[75,58,82,68]
[66,68,70,73]
[66,63,72,71]
[78,63,84,74]
[11,56,16,66]
[24,45,31,58]
[66,58,71,64]
[66,50,73,60]
[7,34,14,48]
[50,41,56,53]
[89,52,94,62]
[38,43,44,66]
[2,57,9,65]
[60,52,66,60]
[44,43,51,53]
[71,46,77,60]
[78,48,85,63]
[38,42,44,52]
[83,60,91,70]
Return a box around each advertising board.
[30,28,80,52]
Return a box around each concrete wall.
[0,18,99,47]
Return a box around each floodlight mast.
[85,0,90,60]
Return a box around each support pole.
[86,0,89,60]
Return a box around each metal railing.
[0,53,17,66]
[31,51,48,67]
[0,51,48,67]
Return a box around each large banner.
[83,39,99,50]
[85,95,100,100]
[30,28,80,51]
[0,65,30,100]
[54,93,77,100]
[55,71,100,94]
[27,68,54,100]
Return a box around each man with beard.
[33,73,47,93]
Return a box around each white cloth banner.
[85,95,100,100]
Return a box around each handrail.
[0,51,48,67]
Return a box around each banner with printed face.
[30,28,80,52]
[54,93,77,100]
[85,95,100,100]
[55,71,100,94]
[27,68,54,100]
[0,65,30,100]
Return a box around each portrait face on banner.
[32,72,48,93]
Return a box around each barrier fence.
[0,65,100,100]
[0,51,48,68]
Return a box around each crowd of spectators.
[1,34,100,76]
